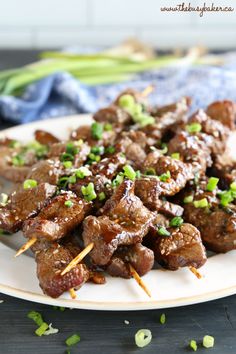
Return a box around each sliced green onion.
[91,122,103,140]
[160,143,168,154]
[104,123,113,131]
[12,154,25,166]
[202,335,214,348]
[66,142,78,155]
[160,313,166,324]
[27,311,44,327]
[145,168,156,176]
[63,161,73,169]
[219,190,234,207]
[206,177,219,192]
[171,152,180,160]
[157,227,170,237]
[60,152,74,162]
[68,175,76,184]
[44,323,59,336]
[118,94,135,109]
[91,145,104,155]
[230,182,236,191]
[189,339,198,351]
[123,165,136,181]
[136,170,141,179]
[75,166,91,179]
[81,182,97,201]
[9,140,21,148]
[193,198,208,208]
[159,170,171,182]
[64,200,73,208]
[0,193,8,206]
[170,216,184,227]
[88,152,101,162]
[105,146,115,154]
[186,122,202,134]
[65,333,81,347]
[58,176,69,189]
[112,173,124,187]
[98,192,106,201]
[183,195,193,204]
[135,329,152,348]
[35,322,49,337]
[23,179,38,189]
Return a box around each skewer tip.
[189,266,202,279]
[14,237,37,257]
[129,264,152,298]
[69,288,77,299]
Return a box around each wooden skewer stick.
[69,288,77,299]
[14,237,37,257]
[129,264,151,298]
[61,242,94,276]
[189,266,202,279]
[141,85,154,97]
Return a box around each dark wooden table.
[0,50,236,354]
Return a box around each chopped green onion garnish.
[12,154,25,166]
[157,227,170,237]
[171,152,180,160]
[63,161,72,169]
[23,179,38,189]
[65,333,81,347]
[230,181,236,191]
[9,140,21,148]
[105,146,115,154]
[98,192,106,201]
[136,170,141,179]
[135,329,152,348]
[66,142,78,155]
[123,165,136,181]
[206,177,219,192]
[160,143,168,154]
[0,193,8,206]
[104,123,113,131]
[27,311,44,327]
[159,170,171,182]
[160,313,166,324]
[145,168,156,176]
[68,175,76,184]
[202,335,214,348]
[58,176,69,189]
[118,94,135,109]
[186,122,202,134]
[43,323,59,336]
[183,195,193,204]
[35,322,49,337]
[112,173,124,187]
[193,198,209,208]
[64,200,73,208]
[91,146,104,155]
[189,339,198,351]
[75,166,91,179]
[81,182,97,202]
[60,152,74,162]
[91,122,103,140]
[219,190,234,207]
[170,216,184,227]
[88,153,101,162]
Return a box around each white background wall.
[0,0,235,49]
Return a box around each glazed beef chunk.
[34,130,60,146]
[36,242,89,298]
[0,183,56,233]
[26,159,63,185]
[23,192,89,242]
[93,105,131,126]
[83,180,154,266]
[106,243,154,278]
[151,223,207,270]
[206,100,236,129]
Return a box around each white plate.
[1,115,236,311]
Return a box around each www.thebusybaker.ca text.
[160,2,234,17]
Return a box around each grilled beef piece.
[0,183,56,232]
[168,131,212,174]
[150,223,207,270]
[83,180,154,265]
[36,242,89,298]
[115,131,147,169]
[93,105,131,126]
[34,130,60,145]
[70,125,117,147]
[26,159,63,185]
[187,109,229,154]
[23,192,89,242]
[48,141,90,167]
[114,88,148,106]
[90,153,126,180]
[106,244,154,278]
[206,100,236,129]
[183,180,236,253]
